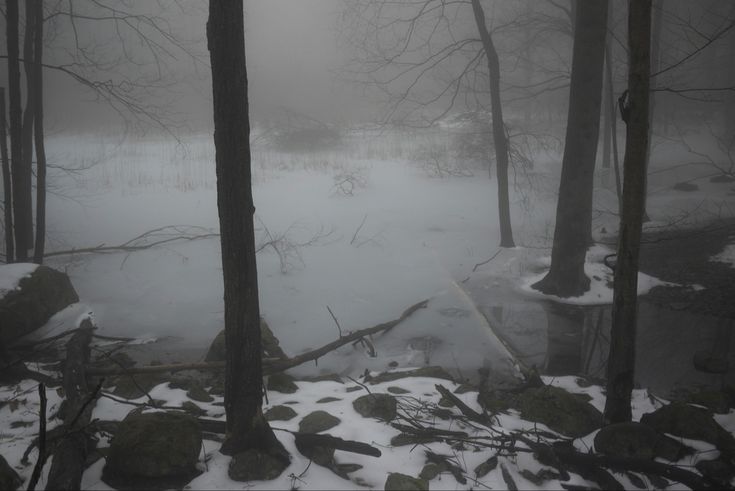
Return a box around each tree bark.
[0,88,13,263]
[532,0,608,298]
[207,0,287,462]
[6,0,30,261]
[470,0,515,248]
[32,0,46,264]
[604,0,652,424]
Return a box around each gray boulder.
[102,411,202,489]
[594,422,687,461]
[516,386,602,437]
[0,265,78,345]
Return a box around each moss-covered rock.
[267,372,299,394]
[385,472,429,490]
[180,401,207,417]
[594,422,687,461]
[0,454,22,491]
[641,402,735,458]
[368,366,454,384]
[685,389,733,414]
[301,373,343,384]
[0,265,79,345]
[265,405,297,422]
[353,393,397,421]
[205,319,288,362]
[316,396,341,403]
[102,411,202,489]
[298,410,341,433]
[387,386,410,395]
[228,449,289,482]
[516,386,602,437]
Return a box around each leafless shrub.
[420,147,474,178]
[331,167,369,196]
[255,217,336,273]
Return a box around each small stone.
[353,393,398,421]
[180,401,207,417]
[264,405,297,422]
[267,372,299,394]
[186,382,214,403]
[298,410,341,433]
[316,397,341,403]
[228,449,288,482]
[419,463,445,480]
[386,386,410,394]
[345,386,362,393]
[385,472,429,490]
[474,455,498,477]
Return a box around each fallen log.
[86,299,429,378]
[45,320,97,490]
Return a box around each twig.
[350,214,368,245]
[326,306,343,337]
[26,383,47,491]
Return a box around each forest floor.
[637,216,735,319]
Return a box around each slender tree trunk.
[0,88,13,263]
[605,2,623,212]
[32,0,45,264]
[471,0,514,248]
[207,0,288,463]
[20,0,36,249]
[604,0,652,424]
[532,0,608,298]
[6,0,29,261]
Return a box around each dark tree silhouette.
[0,88,13,262]
[31,0,46,264]
[6,0,32,261]
[207,0,290,466]
[604,0,652,424]
[532,0,608,298]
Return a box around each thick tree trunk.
[20,0,36,249]
[32,0,46,264]
[532,0,608,298]
[0,88,13,263]
[604,0,652,424]
[471,0,514,248]
[605,35,623,214]
[6,0,30,261]
[207,0,287,461]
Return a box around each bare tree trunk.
[6,0,29,261]
[471,0,515,248]
[32,0,46,264]
[532,0,608,298]
[0,88,13,263]
[20,0,36,249]
[605,1,623,212]
[604,0,652,424]
[207,0,288,464]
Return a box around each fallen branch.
[87,299,429,378]
[44,225,219,258]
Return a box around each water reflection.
[465,276,735,396]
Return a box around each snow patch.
[0,263,39,299]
